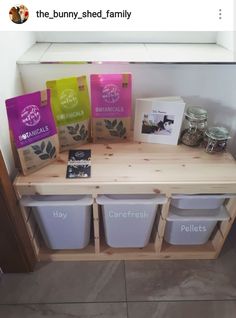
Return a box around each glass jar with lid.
[204,127,231,154]
[180,106,208,146]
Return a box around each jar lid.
[205,127,230,140]
[185,107,208,120]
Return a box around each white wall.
[217,32,235,51]
[19,62,236,158]
[1,32,235,178]
[0,32,36,175]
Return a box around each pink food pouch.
[90,74,132,142]
[6,89,59,175]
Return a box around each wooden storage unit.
[14,142,236,261]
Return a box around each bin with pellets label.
[164,205,229,245]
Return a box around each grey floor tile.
[0,261,126,304]
[0,303,127,318]
[125,242,236,301]
[128,301,236,318]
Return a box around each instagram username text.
[36,10,132,20]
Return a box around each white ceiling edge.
[34,31,218,43]
[17,42,235,64]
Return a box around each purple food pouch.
[91,74,132,142]
[6,90,59,175]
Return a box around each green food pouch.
[47,76,91,152]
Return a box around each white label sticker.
[52,211,68,220]
[181,224,207,232]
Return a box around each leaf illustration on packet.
[66,149,91,178]
[32,140,57,160]
[104,119,126,138]
[67,124,88,141]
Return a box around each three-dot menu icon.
[219,9,222,20]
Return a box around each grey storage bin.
[21,195,93,250]
[164,205,229,245]
[96,194,167,248]
[171,194,229,210]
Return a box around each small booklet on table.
[66,149,91,178]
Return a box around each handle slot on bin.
[20,195,93,207]
[171,194,235,210]
[96,194,167,205]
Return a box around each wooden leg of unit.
[225,198,236,219]
[154,199,170,253]
[219,198,236,241]
[154,233,164,253]
[214,198,236,257]
[161,197,171,219]
[218,219,234,239]
[92,198,100,254]
[32,226,40,261]
[18,204,39,259]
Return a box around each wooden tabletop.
[14,142,236,196]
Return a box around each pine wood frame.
[14,142,236,262]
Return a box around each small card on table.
[66,149,91,178]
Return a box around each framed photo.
[134,97,185,145]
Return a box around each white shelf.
[17,43,235,64]
[145,43,234,63]
[18,43,51,64]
